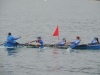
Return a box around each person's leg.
[36,42,41,46]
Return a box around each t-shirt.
[70,39,80,48]
[73,40,80,45]
[38,39,44,48]
[58,41,66,46]
[90,40,97,44]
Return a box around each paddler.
[69,36,81,48]
[7,32,21,44]
[30,36,44,50]
[88,36,99,45]
[56,38,66,46]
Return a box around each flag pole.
[58,25,59,40]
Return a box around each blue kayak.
[56,44,100,50]
[73,44,100,50]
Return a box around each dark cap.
[8,33,11,35]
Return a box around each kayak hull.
[26,44,100,50]
[73,44,100,50]
[4,42,100,50]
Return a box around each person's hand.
[30,41,32,43]
[19,36,21,38]
[87,43,90,45]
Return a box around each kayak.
[26,44,100,50]
[4,42,100,50]
[4,42,24,48]
[4,42,17,47]
[73,44,100,50]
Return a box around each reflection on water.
[53,48,60,71]
[6,48,18,56]
[0,48,100,75]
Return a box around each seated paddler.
[88,36,99,45]
[70,36,81,48]
[7,32,21,44]
[30,36,44,49]
[56,38,66,46]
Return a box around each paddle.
[20,40,37,46]
[0,43,3,46]
[30,40,36,43]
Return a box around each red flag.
[53,25,59,39]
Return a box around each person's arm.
[30,40,37,43]
[12,36,21,40]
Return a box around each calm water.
[0,47,100,75]
[0,0,100,75]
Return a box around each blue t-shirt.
[38,39,44,48]
[73,40,80,45]
[7,35,19,44]
[70,40,80,48]
[90,40,97,44]
[58,41,66,46]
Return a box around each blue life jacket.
[7,35,19,44]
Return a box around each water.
[0,0,100,75]
[0,47,100,75]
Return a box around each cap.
[94,36,98,39]
[62,38,66,40]
[37,36,41,39]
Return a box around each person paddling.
[88,36,99,45]
[30,36,44,50]
[69,36,81,49]
[7,32,21,44]
[56,38,66,46]
[36,36,44,50]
